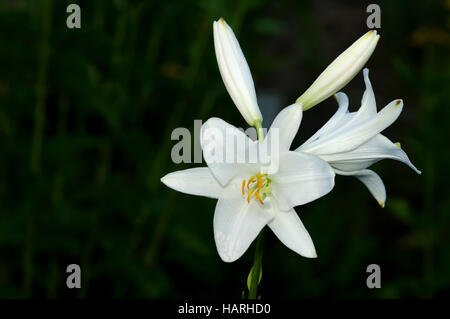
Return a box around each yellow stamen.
[242,180,246,195]
[247,176,255,189]
[247,188,255,203]
[255,191,264,205]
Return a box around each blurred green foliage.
[0,0,448,298]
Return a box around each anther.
[247,188,255,203]
[255,191,264,205]
[247,176,254,189]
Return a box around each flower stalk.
[254,120,264,142]
[248,231,264,299]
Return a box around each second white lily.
[297,68,421,207]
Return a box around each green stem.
[254,120,264,142]
[248,231,264,299]
[247,119,265,299]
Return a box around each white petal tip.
[333,92,346,103]
[215,232,243,263]
[160,174,177,190]
[217,250,239,263]
[305,251,318,258]
[300,247,318,258]
[366,29,380,38]
[219,256,235,263]
[378,201,385,208]
[362,30,380,44]
[160,175,169,185]
[363,68,370,79]
[395,99,403,107]
[214,17,226,25]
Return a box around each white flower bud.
[213,18,263,126]
[297,30,380,111]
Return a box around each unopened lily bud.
[213,18,263,126]
[297,30,380,111]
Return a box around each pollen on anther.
[247,176,254,190]
[255,192,264,205]
[242,180,246,195]
[247,188,255,203]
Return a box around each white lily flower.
[297,30,380,111]
[213,18,263,126]
[297,68,421,207]
[161,103,335,262]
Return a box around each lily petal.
[214,194,273,262]
[161,167,224,199]
[301,99,404,155]
[300,92,349,146]
[213,18,262,126]
[268,207,317,258]
[271,152,335,208]
[271,190,292,212]
[335,168,386,207]
[352,68,377,122]
[263,102,303,153]
[321,134,421,174]
[200,117,258,186]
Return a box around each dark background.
[0,0,448,298]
